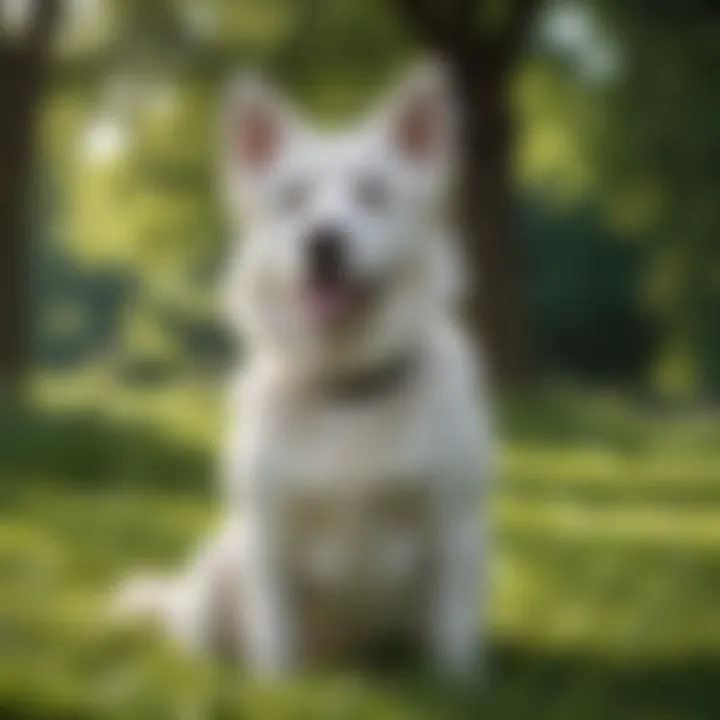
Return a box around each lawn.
[2,375,720,718]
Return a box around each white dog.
[114,61,493,678]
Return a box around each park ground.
[2,373,720,718]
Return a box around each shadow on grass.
[373,641,720,719]
[500,384,720,452]
[1,632,718,720]
[0,400,212,496]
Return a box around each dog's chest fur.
[275,378,437,489]
[263,363,443,646]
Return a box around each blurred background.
[1,0,719,717]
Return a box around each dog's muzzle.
[306,226,347,286]
[302,225,374,329]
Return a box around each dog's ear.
[378,59,457,166]
[221,72,305,210]
[223,72,298,171]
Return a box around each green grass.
[2,377,720,718]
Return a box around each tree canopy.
[24,0,720,396]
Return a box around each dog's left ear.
[378,59,457,166]
[221,71,306,212]
[223,72,302,170]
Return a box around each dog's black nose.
[306,227,346,284]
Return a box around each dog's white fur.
[113,61,493,677]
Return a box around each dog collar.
[320,352,419,402]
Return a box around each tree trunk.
[390,0,539,386]
[0,0,60,389]
[453,55,531,385]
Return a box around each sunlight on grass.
[2,377,720,717]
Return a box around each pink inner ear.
[396,92,440,161]
[236,105,280,169]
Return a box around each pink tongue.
[305,285,352,326]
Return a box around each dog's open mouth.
[302,279,374,330]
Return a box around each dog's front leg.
[225,384,297,677]
[240,502,296,677]
[430,493,482,679]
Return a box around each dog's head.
[221,61,463,375]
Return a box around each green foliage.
[520,201,657,381]
[514,0,720,395]
[39,0,720,395]
[584,0,720,395]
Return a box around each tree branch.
[451,0,478,52]
[24,0,62,51]
[496,0,541,61]
[393,0,456,50]
[393,0,540,61]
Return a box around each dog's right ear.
[221,72,303,209]
[371,59,457,170]
[224,73,288,172]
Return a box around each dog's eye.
[355,174,390,213]
[276,178,312,214]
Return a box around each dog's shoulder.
[423,319,494,482]
[425,319,485,394]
